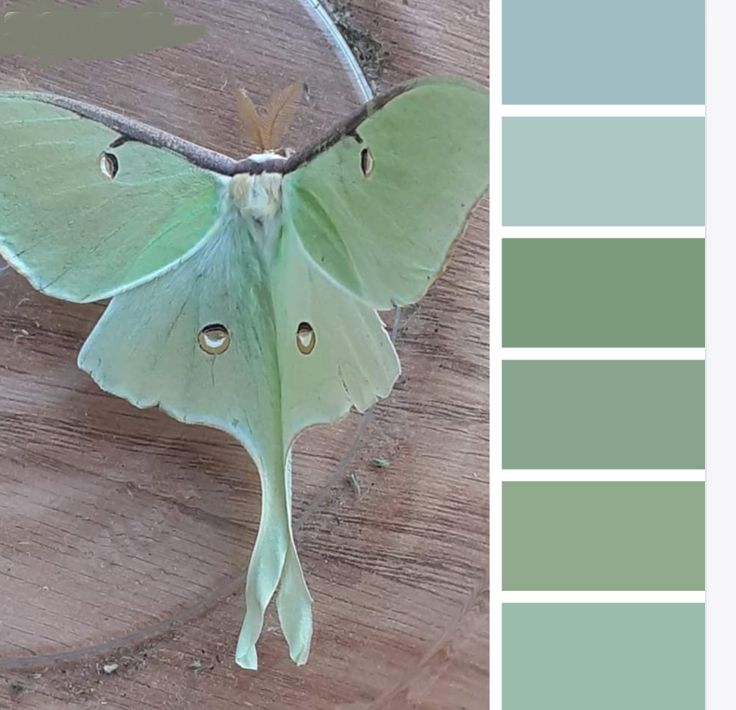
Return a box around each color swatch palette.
[500,1,705,707]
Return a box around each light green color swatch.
[503,118,705,226]
[502,238,705,347]
[503,482,704,590]
[502,360,704,469]
[503,603,705,710]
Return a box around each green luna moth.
[0,77,489,669]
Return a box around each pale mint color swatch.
[503,604,705,710]
[503,0,704,104]
[503,117,705,226]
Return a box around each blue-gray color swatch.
[503,0,704,104]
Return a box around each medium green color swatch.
[502,238,705,347]
[502,360,704,468]
[503,604,705,710]
[503,482,704,590]
[503,0,705,104]
[503,118,705,226]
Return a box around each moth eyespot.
[296,322,316,355]
[99,152,119,180]
[198,324,230,354]
[360,147,374,177]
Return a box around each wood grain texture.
[0,0,489,707]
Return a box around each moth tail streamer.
[235,448,313,670]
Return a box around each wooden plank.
[0,0,489,707]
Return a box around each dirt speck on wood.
[9,679,26,695]
[346,470,361,496]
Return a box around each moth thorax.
[229,172,283,222]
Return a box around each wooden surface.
[0,1,489,707]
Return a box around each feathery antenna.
[236,81,303,152]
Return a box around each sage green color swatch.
[503,0,705,104]
[503,118,705,226]
[503,482,704,590]
[503,603,705,710]
[502,239,705,347]
[502,360,704,468]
